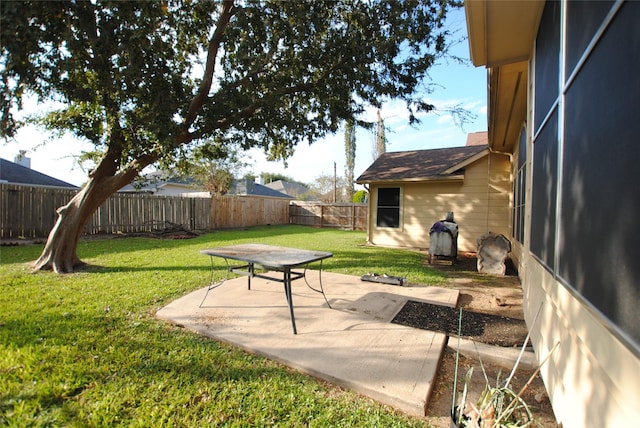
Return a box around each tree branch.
[183,0,236,130]
[214,54,347,129]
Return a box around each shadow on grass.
[1,308,304,421]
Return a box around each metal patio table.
[200,243,333,334]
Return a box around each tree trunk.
[32,149,155,273]
[32,176,118,272]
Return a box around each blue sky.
[1,7,487,187]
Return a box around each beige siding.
[516,109,640,427]
[368,152,511,252]
[522,257,640,427]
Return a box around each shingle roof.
[356,145,488,183]
[264,180,309,198]
[118,171,199,193]
[0,158,78,188]
[230,179,293,199]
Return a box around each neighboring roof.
[119,172,291,198]
[466,131,488,146]
[118,171,199,193]
[356,145,488,184]
[0,158,78,188]
[230,179,293,199]
[264,180,309,198]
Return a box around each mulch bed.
[391,300,528,347]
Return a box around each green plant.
[453,367,536,427]
[451,307,558,428]
[353,189,368,203]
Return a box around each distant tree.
[311,173,351,203]
[1,0,456,272]
[353,189,368,203]
[183,143,249,196]
[344,120,356,202]
[373,109,387,160]
[260,172,296,185]
[296,188,323,202]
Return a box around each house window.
[376,187,400,228]
[512,126,527,244]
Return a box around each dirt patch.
[422,252,558,427]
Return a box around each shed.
[356,140,510,252]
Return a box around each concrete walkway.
[156,271,459,417]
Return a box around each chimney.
[14,150,31,169]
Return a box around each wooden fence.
[289,201,367,230]
[1,184,76,238]
[211,195,291,229]
[1,184,365,239]
[0,183,214,238]
[89,192,211,234]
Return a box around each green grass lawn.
[1,225,446,427]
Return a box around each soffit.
[488,61,528,152]
[465,0,544,68]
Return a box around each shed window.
[376,187,400,228]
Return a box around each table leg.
[199,256,231,308]
[284,268,297,334]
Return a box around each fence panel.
[2,184,367,239]
[289,202,367,230]
[210,196,290,229]
[1,184,78,238]
[86,193,212,235]
[1,184,214,238]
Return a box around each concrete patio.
[156,270,459,417]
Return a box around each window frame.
[512,125,527,244]
[375,186,402,229]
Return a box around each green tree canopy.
[1,0,457,272]
[182,143,249,196]
[260,173,298,185]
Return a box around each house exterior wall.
[367,153,510,252]
[484,1,640,426]
[154,183,203,195]
[522,254,640,427]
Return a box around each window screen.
[376,187,400,228]
[565,0,614,73]
[534,0,560,132]
[559,1,640,344]
[530,110,558,270]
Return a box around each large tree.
[1,0,455,272]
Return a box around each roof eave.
[441,148,489,175]
[465,0,545,68]
[356,175,465,185]
[465,0,543,152]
